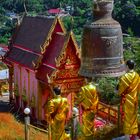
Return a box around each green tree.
[0,7,6,26]
[71,0,92,42]
[113,0,140,36]
[26,0,45,13]
[97,77,120,105]
[123,37,140,73]
[0,0,45,13]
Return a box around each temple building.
[4,15,85,122]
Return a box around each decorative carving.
[45,31,84,95]
[56,32,80,68]
[52,77,85,94]
[54,68,79,79]
[40,45,44,53]
[101,36,117,48]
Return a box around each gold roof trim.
[55,31,80,67]
[55,33,70,67]
[57,17,66,34]
[41,16,66,54]
[69,31,80,59]
[32,55,43,69]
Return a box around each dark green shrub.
[97,78,120,105]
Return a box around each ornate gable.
[50,31,85,94]
[55,31,80,69]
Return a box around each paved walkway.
[0,93,10,112]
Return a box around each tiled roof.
[14,16,55,53]
[4,15,71,81]
[42,33,65,66]
[4,15,58,70]
[36,64,55,83]
[6,47,39,70]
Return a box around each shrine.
[0,0,140,140]
[4,15,85,123]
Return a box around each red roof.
[5,47,40,70]
[43,33,65,66]
[48,8,63,14]
[4,15,63,70]
[36,33,65,82]
[13,16,55,53]
[36,64,55,83]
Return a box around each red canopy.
[48,8,62,14]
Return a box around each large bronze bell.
[79,0,126,77]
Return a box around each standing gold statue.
[76,78,99,140]
[118,60,140,139]
[45,86,70,140]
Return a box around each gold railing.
[28,124,48,133]
[97,102,121,124]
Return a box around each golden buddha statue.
[76,78,99,140]
[45,87,70,140]
[118,60,140,139]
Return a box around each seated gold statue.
[76,78,99,140]
[45,87,70,140]
[118,60,140,140]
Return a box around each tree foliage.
[123,37,140,73]
[113,0,140,36]
[97,78,120,105]
[0,0,45,13]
